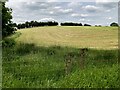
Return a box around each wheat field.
[16,26,118,49]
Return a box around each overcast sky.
[6,0,119,26]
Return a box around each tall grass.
[2,41,119,88]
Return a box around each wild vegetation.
[2,38,119,88]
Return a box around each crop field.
[2,26,119,88]
[16,26,118,49]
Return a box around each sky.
[6,0,119,26]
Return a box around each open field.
[2,26,119,88]
[16,26,118,49]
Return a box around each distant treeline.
[14,21,119,29]
[61,22,83,26]
[61,22,91,26]
[15,21,92,29]
[16,21,58,29]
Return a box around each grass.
[2,26,119,88]
[2,43,119,88]
[16,26,118,49]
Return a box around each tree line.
[15,21,93,29]
[61,22,91,26]
[61,22,83,26]
[16,21,119,30]
[14,21,120,30]
[17,21,58,29]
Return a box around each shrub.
[2,38,16,48]
[110,22,119,27]
[84,24,91,26]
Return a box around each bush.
[2,38,16,48]
[110,22,119,27]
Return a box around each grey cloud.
[20,2,51,11]
[96,2,117,9]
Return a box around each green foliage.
[2,38,16,48]
[2,43,119,88]
[2,2,16,38]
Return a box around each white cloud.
[79,18,85,22]
[79,18,90,22]
[107,17,112,20]
[81,14,89,17]
[40,3,47,6]
[71,13,88,17]
[59,9,73,13]
[83,5,100,12]
[39,18,56,22]
[47,0,58,2]
[71,13,80,17]
[49,11,54,14]
[54,6,61,9]
[106,9,111,12]
[6,1,21,9]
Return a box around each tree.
[12,23,17,27]
[30,21,35,27]
[2,2,16,38]
[110,22,119,27]
[84,24,91,26]
[21,23,26,29]
[25,21,30,28]
[17,24,22,29]
[33,21,38,27]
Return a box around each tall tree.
[2,2,16,38]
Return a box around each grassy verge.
[2,42,119,88]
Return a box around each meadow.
[2,26,119,88]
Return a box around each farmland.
[2,26,119,88]
[16,26,118,49]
